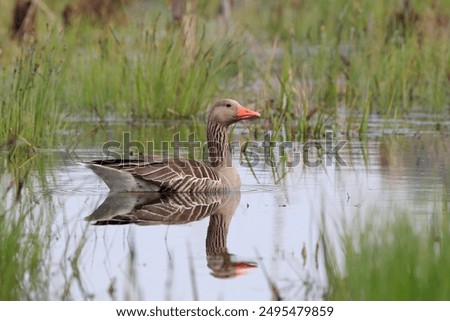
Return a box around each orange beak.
[236,105,261,120]
[235,262,258,276]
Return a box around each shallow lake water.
[4,115,449,300]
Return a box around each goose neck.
[206,122,229,168]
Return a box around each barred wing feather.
[88,158,222,192]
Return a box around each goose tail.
[86,163,160,192]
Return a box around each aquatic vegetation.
[0,42,64,152]
[323,196,450,300]
[0,187,52,300]
[60,13,244,119]
[0,149,61,300]
[238,0,449,137]
[0,0,447,141]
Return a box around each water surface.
[3,116,449,300]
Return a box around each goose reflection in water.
[85,191,256,278]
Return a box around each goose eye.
[226,103,232,107]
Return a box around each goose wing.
[89,157,222,192]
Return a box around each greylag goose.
[87,99,260,192]
[85,191,257,278]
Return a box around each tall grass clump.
[254,41,341,140]
[1,0,447,138]
[0,191,52,300]
[0,36,65,152]
[61,11,243,119]
[324,198,450,300]
[2,1,244,123]
[237,0,450,136]
[0,147,57,300]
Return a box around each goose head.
[208,99,260,126]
